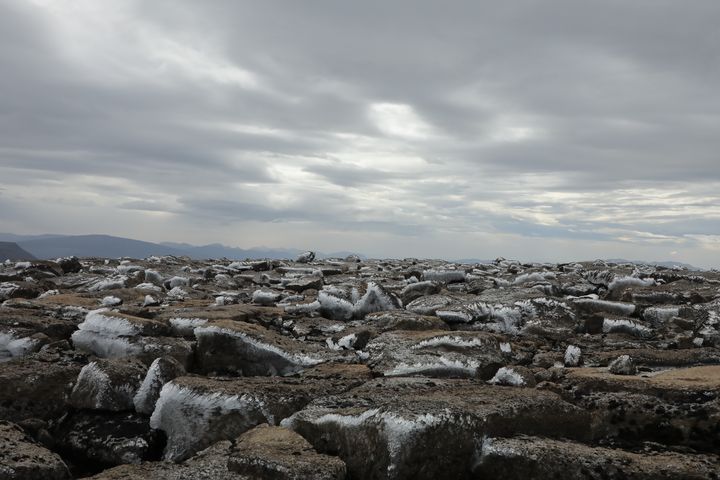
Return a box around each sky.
[1,0,719,266]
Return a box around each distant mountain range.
[0,233,365,261]
[0,242,36,262]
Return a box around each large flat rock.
[282,377,590,480]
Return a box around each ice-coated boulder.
[133,356,186,415]
[150,365,370,461]
[366,330,504,380]
[194,320,326,376]
[70,358,147,411]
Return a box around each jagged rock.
[70,358,147,411]
[228,424,347,479]
[194,320,326,376]
[0,421,70,480]
[399,281,441,304]
[150,364,371,461]
[133,356,186,415]
[54,412,163,468]
[474,435,720,479]
[282,377,589,480]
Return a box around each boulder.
[228,424,346,479]
[0,421,70,480]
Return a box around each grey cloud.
[1,0,719,266]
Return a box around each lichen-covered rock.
[0,421,70,480]
[228,424,347,479]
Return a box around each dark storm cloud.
[1,0,719,264]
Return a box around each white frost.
[564,345,582,367]
[170,317,208,336]
[488,367,525,386]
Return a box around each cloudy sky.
[1,0,719,265]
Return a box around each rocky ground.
[1,253,719,479]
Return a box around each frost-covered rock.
[166,286,188,299]
[318,290,356,321]
[70,358,147,411]
[87,276,128,292]
[602,317,653,338]
[487,366,535,387]
[194,320,324,376]
[564,345,582,367]
[165,276,189,289]
[366,330,503,380]
[252,289,282,306]
[72,309,192,365]
[572,298,636,316]
[513,271,555,285]
[399,280,441,304]
[296,251,316,263]
[643,306,680,327]
[142,295,159,307]
[282,377,588,480]
[101,296,123,307]
[0,332,42,360]
[366,310,449,332]
[422,269,467,284]
[150,369,365,462]
[352,282,402,319]
[285,275,323,293]
[144,269,164,286]
[608,354,637,375]
[0,282,19,301]
[169,317,208,336]
[133,356,185,415]
[135,282,163,292]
